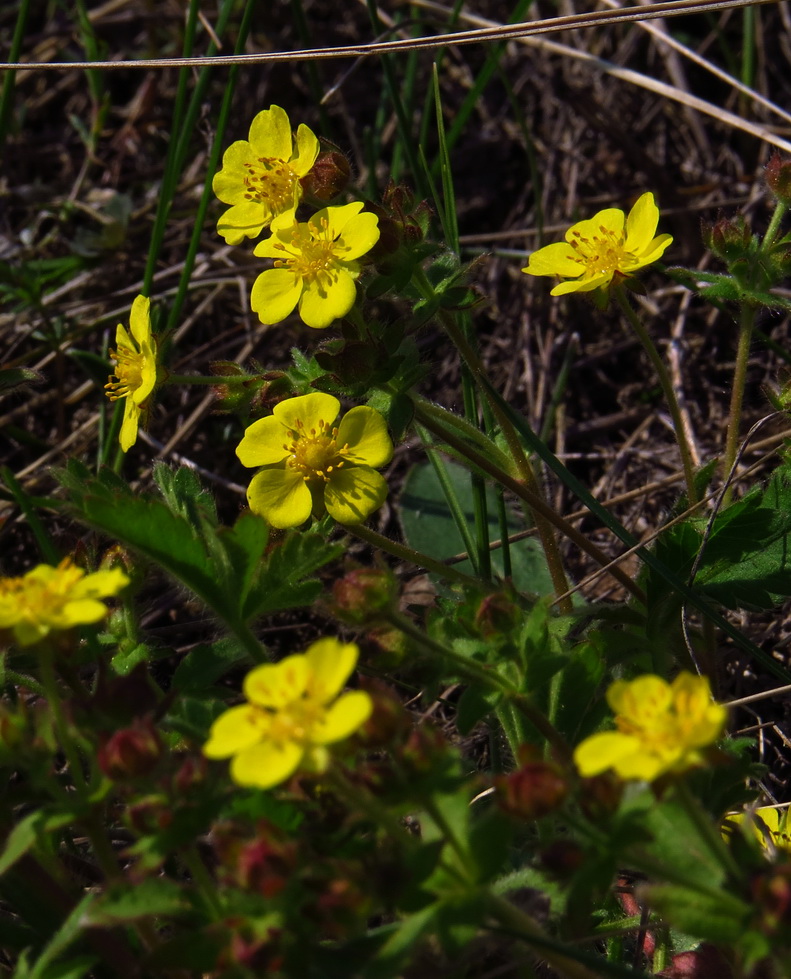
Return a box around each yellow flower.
[573,672,726,783]
[203,638,372,789]
[105,295,159,452]
[213,105,319,246]
[724,807,791,855]
[236,391,393,529]
[251,202,380,329]
[0,558,129,647]
[522,192,673,296]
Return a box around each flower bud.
[474,592,520,638]
[539,840,586,879]
[300,147,352,202]
[356,680,410,748]
[98,718,162,780]
[332,567,397,625]
[765,153,791,204]
[752,863,791,936]
[495,759,569,820]
[701,215,753,263]
[578,771,623,822]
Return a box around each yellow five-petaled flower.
[724,807,791,856]
[105,295,160,452]
[251,202,380,329]
[522,192,673,296]
[236,391,393,529]
[202,638,372,789]
[213,104,319,246]
[573,671,727,783]
[0,558,129,647]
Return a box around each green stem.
[614,285,698,505]
[182,846,223,919]
[345,522,487,591]
[413,401,646,604]
[511,692,572,764]
[721,302,755,504]
[227,619,269,665]
[486,893,601,979]
[762,198,788,250]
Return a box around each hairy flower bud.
[300,146,352,202]
[495,757,569,820]
[98,718,162,780]
[332,567,397,625]
[701,215,753,263]
[765,153,791,204]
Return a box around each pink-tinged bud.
[236,836,298,898]
[98,718,162,780]
[332,567,397,625]
[753,864,791,936]
[701,215,753,263]
[474,592,520,637]
[229,927,284,973]
[766,153,791,204]
[300,148,352,202]
[356,681,410,748]
[578,772,624,822]
[495,759,569,820]
[399,726,448,775]
[173,754,207,794]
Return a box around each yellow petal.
[624,192,660,255]
[523,242,584,278]
[324,467,388,524]
[315,202,364,237]
[244,653,309,707]
[334,212,381,261]
[298,270,358,329]
[630,233,673,268]
[573,731,643,777]
[247,467,313,529]
[119,398,140,452]
[248,105,293,161]
[128,296,151,347]
[236,415,291,468]
[551,273,610,296]
[272,392,339,434]
[251,268,303,325]
[305,638,360,703]
[292,123,320,175]
[230,739,304,789]
[203,704,267,759]
[607,675,671,724]
[72,567,129,600]
[336,406,393,468]
[312,691,373,744]
[216,201,268,245]
[59,598,112,627]
[570,208,625,242]
[212,140,257,203]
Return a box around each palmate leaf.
[57,462,340,630]
[695,461,791,609]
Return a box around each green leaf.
[82,878,188,926]
[642,883,750,942]
[0,366,42,393]
[399,460,555,595]
[165,695,227,742]
[171,636,251,694]
[456,684,502,735]
[0,810,74,877]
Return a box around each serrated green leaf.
[82,878,188,926]
[642,883,750,942]
[171,636,250,693]
[0,810,75,878]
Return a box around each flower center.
[285,419,350,483]
[242,157,299,210]
[105,341,146,401]
[272,219,340,282]
[567,225,631,276]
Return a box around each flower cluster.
[522,192,672,295]
[213,105,379,330]
[202,637,372,789]
[236,391,392,529]
[105,295,160,452]
[573,672,727,783]
[0,558,129,647]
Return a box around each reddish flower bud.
[495,759,569,820]
[173,754,207,794]
[332,567,397,625]
[300,148,352,202]
[98,718,162,780]
[578,771,624,822]
[656,944,734,978]
[474,592,520,637]
[752,863,791,936]
[766,153,791,204]
[701,215,753,263]
[356,680,410,748]
[539,840,586,879]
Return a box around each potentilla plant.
[6,89,791,979]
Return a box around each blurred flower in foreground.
[105,295,159,452]
[724,807,791,855]
[213,104,319,245]
[251,202,380,329]
[0,558,129,647]
[522,192,672,296]
[203,638,372,789]
[573,671,726,782]
[236,391,392,529]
